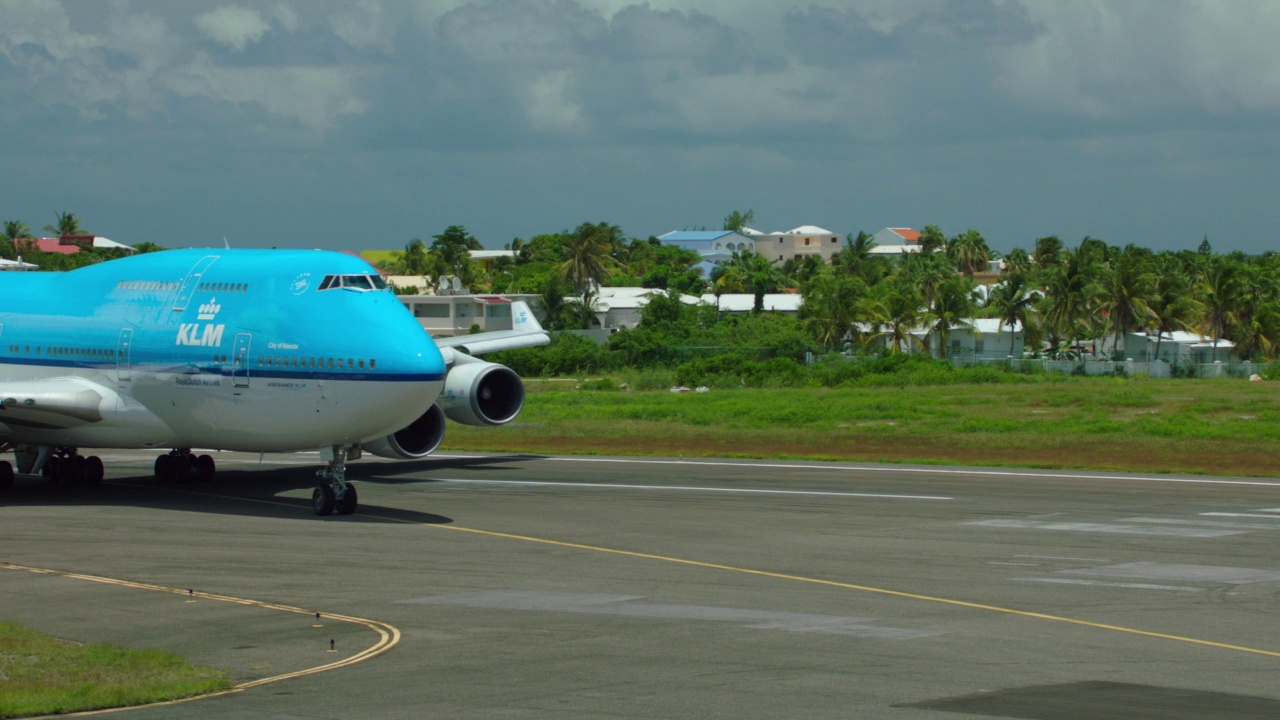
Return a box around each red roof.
[30,237,85,254]
[890,228,920,243]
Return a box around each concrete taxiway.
[4,450,1280,718]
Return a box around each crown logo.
[198,298,223,320]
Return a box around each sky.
[2,0,1278,255]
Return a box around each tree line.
[8,209,1277,363]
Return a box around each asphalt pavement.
[4,450,1280,719]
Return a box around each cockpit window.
[318,274,389,292]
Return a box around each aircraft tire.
[195,455,216,483]
[85,456,104,485]
[336,485,358,515]
[44,456,60,484]
[312,485,336,516]
[154,455,170,483]
[0,461,13,492]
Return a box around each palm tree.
[925,274,977,359]
[1033,236,1063,269]
[1193,256,1242,354]
[985,274,1038,357]
[44,211,83,236]
[560,222,617,302]
[736,250,785,313]
[1037,247,1102,356]
[1095,246,1155,358]
[709,260,746,308]
[722,209,754,233]
[1,220,29,260]
[947,229,991,278]
[800,266,867,347]
[1145,255,1201,362]
[917,224,946,254]
[863,277,926,354]
[401,239,430,275]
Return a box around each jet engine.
[364,403,446,459]
[437,355,525,426]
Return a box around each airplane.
[0,248,549,515]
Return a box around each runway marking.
[476,455,1280,489]
[1126,517,1280,530]
[399,590,939,639]
[1016,555,1110,563]
[0,562,401,716]
[375,520,1280,661]
[109,473,1280,663]
[967,518,1245,537]
[1201,512,1280,519]
[1015,578,1204,592]
[435,477,951,501]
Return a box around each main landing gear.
[313,445,358,516]
[41,448,105,486]
[0,446,100,490]
[154,449,216,484]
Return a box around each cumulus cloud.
[193,5,272,52]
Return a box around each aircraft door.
[173,255,219,312]
[232,333,252,387]
[116,328,134,382]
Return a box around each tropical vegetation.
[8,210,1280,368]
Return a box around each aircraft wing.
[433,301,550,357]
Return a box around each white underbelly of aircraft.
[135,373,445,452]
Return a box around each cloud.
[193,6,271,52]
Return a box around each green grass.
[443,377,1280,476]
[0,621,232,718]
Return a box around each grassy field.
[442,377,1280,476]
[0,621,231,718]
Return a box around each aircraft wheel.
[0,461,13,492]
[84,456,104,485]
[154,455,170,483]
[195,455,216,483]
[66,455,86,485]
[44,456,60,484]
[336,485,358,515]
[312,485,336,516]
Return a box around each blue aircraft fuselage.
[0,248,446,452]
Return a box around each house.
[688,293,804,315]
[945,319,1025,360]
[753,225,843,264]
[1123,331,1236,363]
[590,287,667,330]
[657,230,754,263]
[867,227,924,258]
[857,318,1025,359]
[397,293,540,337]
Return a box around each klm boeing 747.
[0,248,547,515]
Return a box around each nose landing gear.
[313,445,358,516]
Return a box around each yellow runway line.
[0,562,401,717]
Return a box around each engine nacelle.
[438,355,525,426]
[364,403,446,459]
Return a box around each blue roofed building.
[657,230,755,264]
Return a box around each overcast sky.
[2,1,1277,255]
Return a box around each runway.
[5,450,1280,718]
